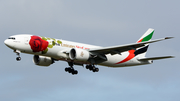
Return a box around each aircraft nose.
[4,39,14,48]
[4,39,8,46]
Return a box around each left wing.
[89,37,173,55]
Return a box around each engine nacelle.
[33,55,54,66]
[69,48,90,61]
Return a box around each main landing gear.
[86,65,99,72]
[65,67,78,75]
[65,62,99,75]
[65,62,78,75]
[14,50,21,61]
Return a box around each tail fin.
[135,28,155,58]
[137,28,154,43]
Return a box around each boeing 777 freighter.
[4,28,174,75]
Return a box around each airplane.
[4,28,174,75]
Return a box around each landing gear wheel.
[65,68,69,72]
[14,50,21,61]
[93,67,98,72]
[16,57,21,61]
[89,65,93,71]
[86,65,99,73]
[65,66,78,75]
[68,68,73,73]
[72,70,78,75]
[95,68,99,72]
[86,65,89,69]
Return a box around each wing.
[89,37,173,55]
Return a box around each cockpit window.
[8,37,16,40]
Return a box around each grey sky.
[0,0,179,101]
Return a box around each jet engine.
[69,48,90,61]
[33,55,54,66]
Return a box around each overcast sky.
[0,0,179,101]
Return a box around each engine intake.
[69,48,90,61]
[33,55,54,66]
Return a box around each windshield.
[8,37,16,40]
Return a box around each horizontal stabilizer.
[138,56,174,61]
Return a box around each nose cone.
[4,39,9,46]
[4,39,14,49]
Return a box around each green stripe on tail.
[141,31,154,42]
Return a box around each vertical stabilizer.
[137,28,154,43]
[135,28,154,58]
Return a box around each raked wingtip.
[165,37,174,39]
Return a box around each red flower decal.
[29,36,49,52]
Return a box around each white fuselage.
[4,34,152,67]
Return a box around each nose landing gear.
[14,50,21,61]
[16,57,21,61]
